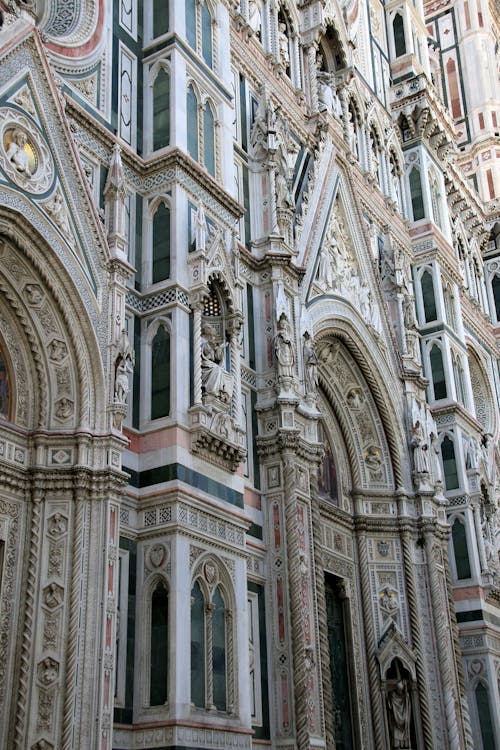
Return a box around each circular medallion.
[0,109,55,194]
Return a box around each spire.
[104,143,127,259]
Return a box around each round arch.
[307,298,410,491]
[0,209,107,432]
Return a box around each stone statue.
[317,245,334,289]
[275,170,293,209]
[278,22,289,66]
[114,329,135,405]
[274,314,295,390]
[411,420,430,476]
[194,202,207,253]
[6,128,32,176]
[248,0,261,34]
[387,680,411,749]
[464,435,479,470]
[403,293,417,329]
[303,332,318,398]
[317,73,342,118]
[201,324,231,403]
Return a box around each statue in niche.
[386,680,411,749]
[248,0,262,35]
[429,430,444,489]
[46,190,71,238]
[317,72,342,118]
[201,323,231,404]
[403,293,417,330]
[5,128,32,176]
[303,331,318,399]
[194,202,207,253]
[114,329,134,405]
[274,313,295,391]
[411,419,430,476]
[463,435,479,470]
[278,22,289,66]
[275,169,293,209]
[249,91,272,160]
[316,245,334,290]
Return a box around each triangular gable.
[0,27,110,304]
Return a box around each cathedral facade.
[0,0,499,748]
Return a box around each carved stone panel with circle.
[0,109,55,194]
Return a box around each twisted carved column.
[356,525,386,749]
[307,43,319,112]
[62,487,87,750]
[443,542,474,750]
[400,528,434,748]
[230,328,242,426]
[423,531,461,749]
[14,492,43,750]
[205,602,215,709]
[192,304,203,406]
[309,485,334,749]
[282,455,322,750]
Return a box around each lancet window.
[186,0,214,68]
[152,199,171,282]
[429,343,447,400]
[451,517,471,578]
[190,568,233,712]
[150,579,169,705]
[186,85,217,177]
[151,322,171,420]
[420,269,437,323]
[409,168,425,221]
[441,434,459,490]
[475,683,496,749]
[152,66,170,152]
[392,13,406,57]
[153,0,169,38]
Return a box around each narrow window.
[442,435,459,490]
[152,202,170,282]
[446,58,462,119]
[203,103,215,176]
[430,345,447,400]
[421,270,437,322]
[187,85,199,161]
[150,581,168,705]
[318,422,338,504]
[186,0,196,50]
[325,574,354,748]
[201,3,213,68]
[492,274,500,320]
[151,324,170,419]
[409,168,425,220]
[0,346,10,419]
[452,519,471,578]
[475,683,495,749]
[393,14,406,57]
[212,587,227,710]
[153,0,169,38]
[0,540,5,600]
[486,169,495,200]
[478,112,485,130]
[153,68,170,152]
[191,581,206,708]
[464,1,471,29]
